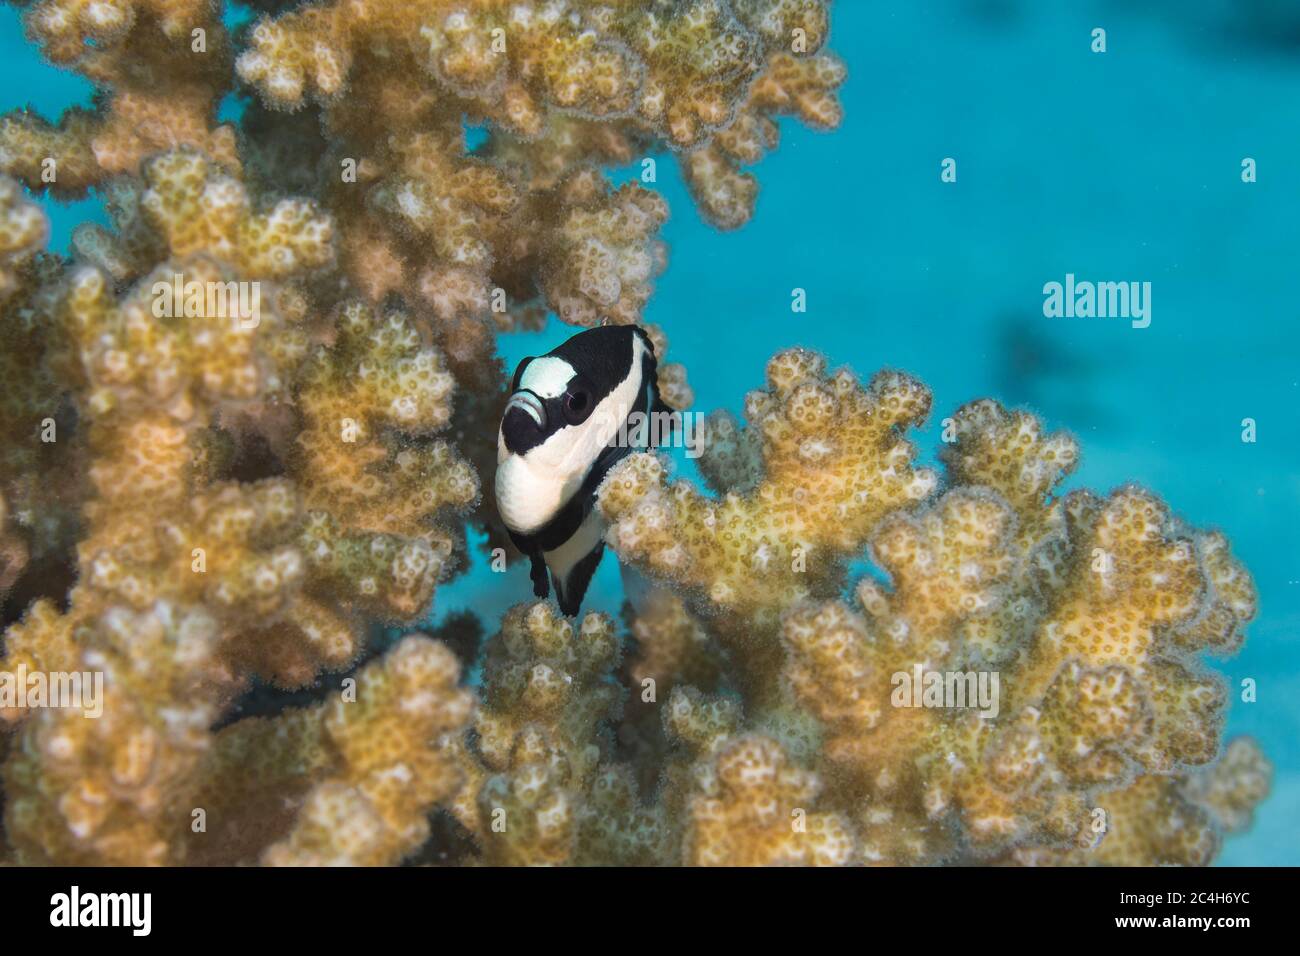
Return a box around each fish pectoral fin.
[554,542,605,617]
[529,552,549,599]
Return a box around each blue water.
[6,1,1297,864]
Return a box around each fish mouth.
[504,391,546,429]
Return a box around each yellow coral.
[254,637,473,866]
[598,349,938,671]
[0,175,47,297]
[0,0,1269,870]
[2,0,232,201]
[460,602,667,865]
[685,734,855,866]
[594,363,1267,865]
[4,602,234,864]
[0,133,479,860]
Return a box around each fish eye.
[563,389,592,424]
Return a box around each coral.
[1006,736,1272,867]
[596,361,1268,865]
[0,491,27,595]
[684,733,855,866]
[600,351,937,707]
[626,587,727,699]
[1,0,232,199]
[0,175,47,296]
[602,351,938,621]
[453,602,668,866]
[291,301,480,628]
[198,635,474,866]
[0,0,1269,868]
[0,90,475,864]
[0,175,82,607]
[4,602,235,864]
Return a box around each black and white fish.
[496,325,670,616]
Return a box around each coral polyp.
[595,355,1267,865]
[0,0,1269,866]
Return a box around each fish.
[496,324,671,616]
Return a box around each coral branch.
[0,0,1267,868]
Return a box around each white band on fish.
[505,391,546,427]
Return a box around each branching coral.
[600,351,938,705]
[195,634,474,866]
[2,0,233,199]
[450,601,668,866]
[594,359,1269,865]
[0,0,1269,867]
[0,46,476,860]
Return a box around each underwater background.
[4,0,1296,864]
